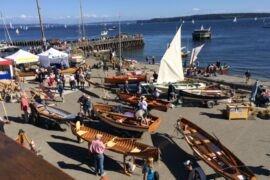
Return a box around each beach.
[1,56,269,180]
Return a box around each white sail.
[189,44,204,65]
[192,19,195,24]
[157,26,184,84]
[16,28,20,35]
[233,17,237,22]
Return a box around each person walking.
[60,73,66,89]
[0,116,10,134]
[184,160,206,180]
[79,72,85,89]
[69,74,76,90]
[245,70,251,84]
[145,56,149,63]
[83,96,92,118]
[57,81,64,102]
[89,134,106,176]
[142,157,159,180]
[168,83,176,101]
[151,56,155,65]
[21,95,30,123]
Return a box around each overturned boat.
[177,117,256,180]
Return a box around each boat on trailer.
[93,103,161,133]
[177,117,256,180]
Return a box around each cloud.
[192,8,200,11]
[18,14,36,19]
[84,14,97,18]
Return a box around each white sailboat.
[189,44,205,66]
[233,17,237,23]
[192,19,195,24]
[254,17,258,21]
[9,22,14,29]
[64,24,67,29]
[152,26,205,92]
[16,28,20,35]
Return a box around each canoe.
[178,117,256,180]
[70,122,159,161]
[93,103,161,133]
[117,92,171,111]
[31,103,75,124]
[104,74,146,84]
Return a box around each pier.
[5,34,144,51]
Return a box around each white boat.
[151,26,206,93]
[101,30,108,36]
[192,19,195,24]
[233,17,237,23]
[16,29,20,35]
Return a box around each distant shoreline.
[137,13,270,24]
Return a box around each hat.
[184,160,192,166]
[140,96,146,100]
[96,134,103,140]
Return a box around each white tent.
[38,48,69,68]
[157,26,184,84]
[6,49,39,65]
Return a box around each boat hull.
[104,74,146,84]
[154,82,206,93]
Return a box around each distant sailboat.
[254,17,258,21]
[25,26,29,30]
[20,25,23,29]
[16,28,19,35]
[192,19,195,24]
[182,20,185,24]
[189,44,205,66]
[9,22,13,29]
[233,17,237,23]
[64,24,67,28]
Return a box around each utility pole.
[35,0,46,50]
[80,0,86,40]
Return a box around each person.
[83,96,92,118]
[0,116,10,133]
[125,157,136,174]
[151,56,155,65]
[123,80,129,94]
[69,74,76,90]
[216,60,221,68]
[184,160,206,180]
[138,96,148,116]
[57,81,64,102]
[103,61,109,77]
[21,95,30,123]
[137,84,142,95]
[245,70,251,84]
[78,94,87,112]
[89,134,106,176]
[153,71,158,82]
[60,73,66,89]
[168,83,176,101]
[75,71,80,88]
[152,88,161,99]
[79,72,85,89]
[145,56,149,63]
[142,157,158,180]
[135,109,148,126]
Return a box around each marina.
[0,0,270,180]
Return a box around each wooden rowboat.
[104,74,146,84]
[17,68,78,77]
[93,103,161,133]
[117,92,171,111]
[178,117,256,180]
[70,122,159,161]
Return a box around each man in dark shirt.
[153,71,158,82]
[245,70,251,84]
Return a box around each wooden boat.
[70,121,159,161]
[216,67,230,75]
[177,118,256,180]
[17,68,78,77]
[117,92,171,111]
[178,89,231,105]
[104,74,146,84]
[93,103,161,133]
[30,103,75,126]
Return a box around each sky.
[1,0,270,24]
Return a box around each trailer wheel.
[207,101,215,108]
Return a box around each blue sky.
[1,0,270,24]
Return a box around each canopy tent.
[157,26,184,84]
[0,58,13,79]
[6,49,39,65]
[38,48,69,68]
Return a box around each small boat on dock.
[177,118,256,180]
[117,92,171,111]
[178,89,231,108]
[192,26,211,41]
[17,67,78,77]
[70,121,159,162]
[104,73,146,84]
[93,103,161,133]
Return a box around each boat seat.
[106,140,116,148]
[130,147,141,153]
[194,139,210,145]
[183,129,197,135]
[76,121,87,136]
[207,153,216,158]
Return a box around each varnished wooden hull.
[104,74,146,84]
[18,68,78,77]
[70,122,159,161]
[117,92,171,111]
[178,118,256,180]
[93,103,161,133]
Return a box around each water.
[1,19,270,80]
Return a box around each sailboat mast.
[0,12,13,45]
[80,0,86,40]
[35,0,46,50]
[118,15,122,69]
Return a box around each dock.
[5,34,144,51]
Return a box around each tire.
[207,101,215,108]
